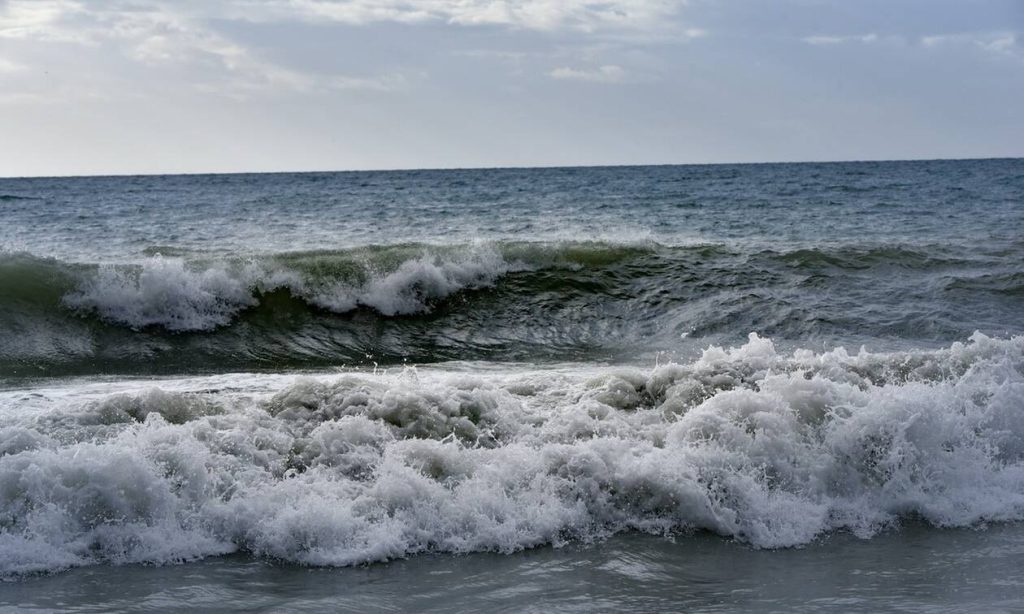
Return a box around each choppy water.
[1,159,1023,610]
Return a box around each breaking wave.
[61,247,520,330]
[2,333,1023,576]
[0,239,1021,377]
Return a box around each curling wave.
[0,240,1021,378]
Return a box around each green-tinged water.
[6,239,1019,379]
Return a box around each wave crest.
[63,258,259,331]
[1,240,1022,377]
[61,246,519,331]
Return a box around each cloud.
[979,35,1016,54]
[920,31,1023,62]
[0,0,421,98]
[0,1,691,38]
[454,49,530,61]
[0,0,91,43]
[800,30,1022,63]
[0,57,28,73]
[0,0,700,100]
[802,33,879,46]
[234,0,689,32]
[548,64,625,82]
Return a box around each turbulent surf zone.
[1,333,1023,576]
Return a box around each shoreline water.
[5,524,1024,613]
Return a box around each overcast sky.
[1,0,1022,176]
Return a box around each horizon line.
[2,155,1021,181]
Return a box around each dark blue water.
[3,160,1021,259]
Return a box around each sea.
[1,159,1023,612]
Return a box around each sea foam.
[61,247,518,331]
[2,333,1023,576]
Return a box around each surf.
[2,332,1023,576]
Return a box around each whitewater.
[3,331,1024,577]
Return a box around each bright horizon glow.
[1,0,1022,177]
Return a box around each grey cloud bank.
[0,0,1021,175]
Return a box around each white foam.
[2,333,1024,575]
[308,248,518,316]
[62,257,259,331]
[61,247,519,330]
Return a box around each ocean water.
[1,159,1023,611]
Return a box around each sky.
[0,0,1022,176]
